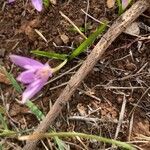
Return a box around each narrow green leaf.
[0,66,22,93]
[0,144,3,150]
[43,0,50,8]
[26,101,45,121]
[69,22,107,60]
[116,0,132,15]
[116,0,123,15]
[31,50,68,60]
[55,136,69,150]
[0,130,16,137]
[0,113,8,130]
[7,73,22,93]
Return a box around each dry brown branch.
[23,1,149,149]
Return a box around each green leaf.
[69,22,107,60]
[31,50,68,60]
[116,0,132,15]
[6,72,22,93]
[0,113,8,130]
[55,136,69,150]
[0,144,3,150]
[116,0,123,15]
[43,0,50,8]
[26,101,45,121]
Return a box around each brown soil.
[0,0,150,149]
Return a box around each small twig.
[68,116,123,124]
[81,9,109,26]
[129,87,150,116]
[84,0,90,34]
[103,86,146,90]
[46,61,82,85]
[77,88,101,102]
[49,82,67,91]
[128,113,134,141]
[118,72,147,81]
[136,62,148,74]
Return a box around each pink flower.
[10,55,52,103]
[8,0,43,11]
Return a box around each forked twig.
[23,1,149,149]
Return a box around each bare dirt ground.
[0,0,150,149]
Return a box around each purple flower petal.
[22,79,46,103]
[17,70,36,84]
[10,55,43,70]
[8,0,15,3]
[31,0,43,11]
[122,0,129,10]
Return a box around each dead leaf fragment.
[0,68,10,84]
[107,0,115,8]
[125,22,140,36]
[60,34,69,44]
[18,19,40,40]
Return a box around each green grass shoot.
[31,50,68,60]
[0,113,8,130]
[69,22,107,60]
[116,0,123,15]
[26,101,45,121]
[19,132,135,150]
[32,22,107,66]
[116,0,132,15]
[43,0,50,8]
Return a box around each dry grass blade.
[128,113,134,141]
[34,29,48,43]
[59,11,87,39]
[114,95,127,139]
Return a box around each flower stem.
[51,59,68,73]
